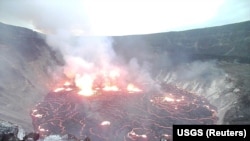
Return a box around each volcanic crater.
[0,21,250,141]
[31,82,217,140]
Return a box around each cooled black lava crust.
[31,84,217,141]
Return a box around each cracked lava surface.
[31,83,217,141]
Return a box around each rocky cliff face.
[0,21,250,134]
[0,22,64,131]
[112,21,250,124]
[113,21,250,63]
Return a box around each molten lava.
[57,66,143,96]
[75,74,95,96]
[102,85,119,91]
[63,81,71,86]
[53,87,65,93]
[39,61,216,140]
[33,82,217,141]
[127,83,142,93]
[100,121,111,126]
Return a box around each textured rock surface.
[0,20,250,139]
[31,84,216,140]
[113,21,250,63]
[0,22,64,131]
[0,119,25,140]
[112,21,250,124]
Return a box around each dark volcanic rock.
[0,119,41,141]
[0,119,25,140]
[112,21,250,125]
[113,21,250,64]
[0,22,64,131]
[31,84,217,141]
[23,133,40,141]
[1,20,250,139]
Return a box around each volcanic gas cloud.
[30,36,217,141]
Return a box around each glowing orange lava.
[100,121,111,126]
[57,64,143,96]
[31,109,43,118]
[73,67,141,95]
[163,96,175,102]
[127,84,142,93]
[54,87,65,92]
[108,69,120,79]
[63,81,71,86]
[103,85,119,91]
[75,74,95,96]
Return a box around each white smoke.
[0,1,116,64]
[0,0,155,89]
[46,33,116,76]
[1,1,124,79]
[154,59,238,123]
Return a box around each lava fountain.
[31,63,217,141]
